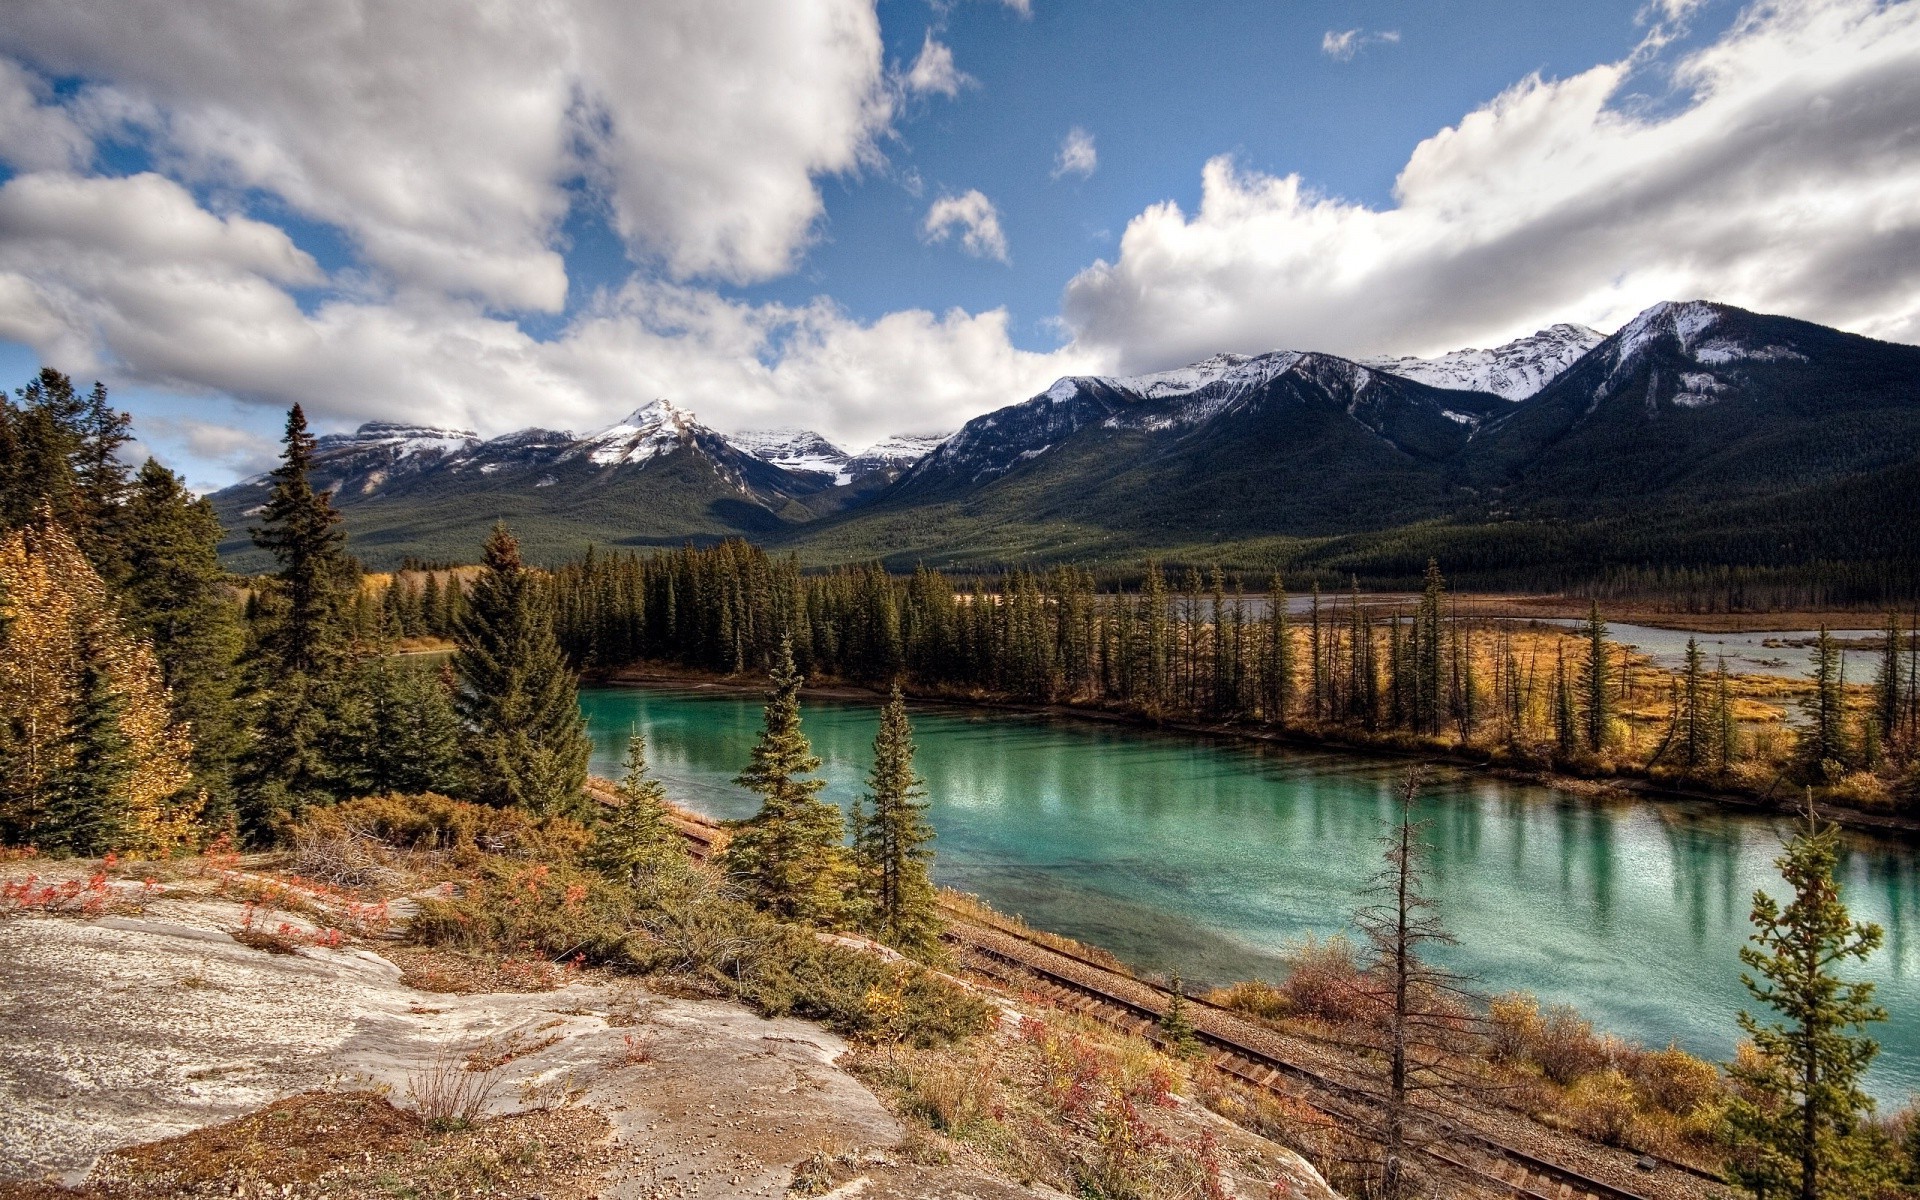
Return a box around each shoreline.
[594,664,1920,843]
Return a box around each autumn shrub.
[298,792,590,866]
[1275,934,1372,1025]
[1564,1069,1639,1145]
[1204,979,1290,1023]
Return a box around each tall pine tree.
[121,460,248,824]
[853,686,940,954]
[1727,799,1886,1200]
[454,524,590,816]
[243,405,357,835]
[721,636,853,925]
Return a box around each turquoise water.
[580,685,1920,1100]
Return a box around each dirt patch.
[0,1091,616,1200]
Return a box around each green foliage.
[0,369,132,579]
[453,523,590,817]
[1726,802,1887,1200]
[1583,603,1611,753]
[243,405,360,836]
[721,636,854,925]
[1158,975,1202,1060]
[1797,628,1853,783]
[587,731,690,889]
[377,792,989,1047]
[330,657,465,798]
[37,645,132,856]
[851,686,941,955]
[119,460,249,824]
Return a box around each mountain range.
[210,300,1920,578]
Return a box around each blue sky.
[1,0,1916,489]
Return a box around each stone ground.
[0,862,1334,1199]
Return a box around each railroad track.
[638,790,1726,1200]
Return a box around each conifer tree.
[721,635,853,925]
[1873,613,1904,759]
[854,686,940,954]
[454,524,591,816]
[120,460,248,822]
[244,405,358,834]
[1727,799,1886,1200]
[250,405,352,676]
[1582,603,1611,753]
[1798,628,1850,783]
[1681,636,1707,769]
[333,658,464,796]
[1355,766,1464,1200]
[589,730,689,888]
[1716,658,1740,772]
[1159,973,1202,1059]
[1553,648,1578,757]
[39,645,132,856]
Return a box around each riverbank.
[597,663,1920,842]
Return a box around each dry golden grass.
[0,1091,614,1200]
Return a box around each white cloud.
[1066,0,1920,371]
[1321,28,1398,61]
[0,171,1094,452]
[0,0,891,305]
[905,32,973,97]
[1052,127,1097,179]
[0,60,90,171]
[922,190,1011,263]
[997,0,1034,16]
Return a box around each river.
[580,685,1920,1100]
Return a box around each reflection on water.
[580,685,1920,1099]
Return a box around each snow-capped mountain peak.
[1362,324,1602,401]
[727,427,853,482]
[577,399,699,467]
[315,421,480,458]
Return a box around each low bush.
[381,795,993,1048]
[298,792,591,866]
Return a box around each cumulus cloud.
[1321,28,1398,61]
[0,60,90,171]
[0,171,1093,450]
[0,0,891,304]
[922,190,1011,263]
[1066,0,1920,371]
[904,32,973,97]
[1052,127,1097,179]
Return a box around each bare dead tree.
[1351,765,1474,1200]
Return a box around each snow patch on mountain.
[576,400,695,467]
[315,422,480,459]
[1362,324,1601,401]
[728,427,853,482]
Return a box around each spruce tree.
[1727,799,1886,1200]
[589,730,689,888]
[1158,973,1202,1059]
[1582,603,1611,754]
[39,645,132,857]
[250,405,352,676]
[1798,627,1850,783]
[333,658,464,796]
[1681,636,1707,769]
[855,686,940,954]
[120,460,248,824]
[243,405,357,835]
[721,636,853,925]
[1873,613,1903,760]
[454,524,591,816]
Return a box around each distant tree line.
[549,541,1920,798]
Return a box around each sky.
[0,0,1917,490]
